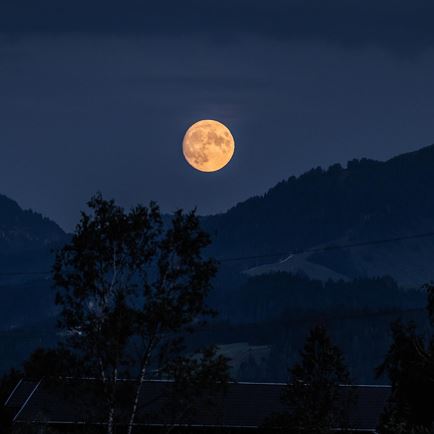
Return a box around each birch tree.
[53,194,229,434]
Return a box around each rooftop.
[5,379,390,432]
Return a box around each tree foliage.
[266,324,353,434]
[52,194,229,434]
[377,284,434,433]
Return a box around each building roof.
[4,379,40,409]
[5,379,390,431]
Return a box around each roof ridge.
[22,377,391,388]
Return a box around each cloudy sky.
[1,1,434,230]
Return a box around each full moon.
[182,120,235,172]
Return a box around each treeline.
[212,272,425,323]
[204,272,427,383]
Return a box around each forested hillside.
[0,194,67,276]
[204,144,434,286]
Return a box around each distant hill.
[204,144,434,286]
[0,194,67,333]
[0,194,67,277]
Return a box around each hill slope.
[0,194,66,276]
[0,195,67,332]
[204,144,434,286]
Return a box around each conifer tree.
[377,284,434,433]
[266,324,353,434]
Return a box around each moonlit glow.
[182,120,235,172]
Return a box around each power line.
[2,230,434,276]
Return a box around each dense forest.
[203,144,434,286]
[212,272,424,323]
[195,272,426,383]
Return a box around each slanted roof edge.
[4,378,23,406]
[13,380,41,423]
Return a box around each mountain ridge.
[203,143,434,285]
[0,194,67,276]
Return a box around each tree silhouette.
[266,324,353,433]
[53,194,229,434]
[377,284,434,433]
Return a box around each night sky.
[1,1,434,230]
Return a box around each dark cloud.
[1,1,434,53]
